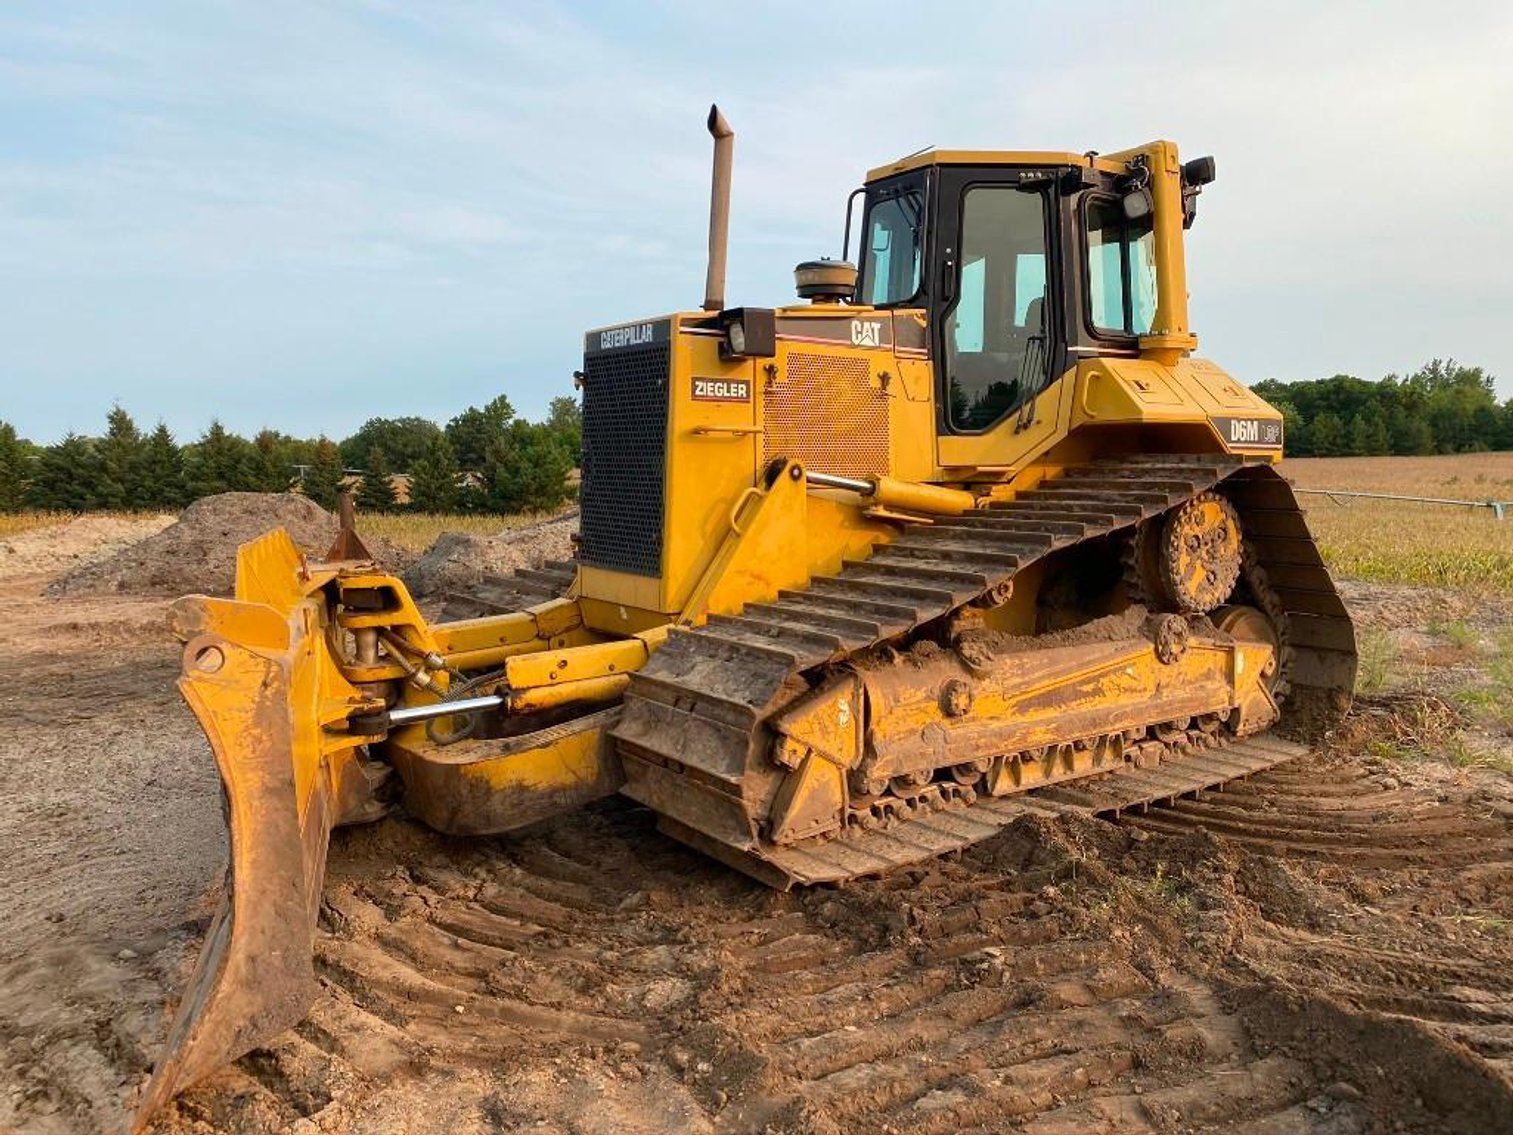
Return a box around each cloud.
[1,0,1510,443]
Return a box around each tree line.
[3,358,1506,517]
[1253,359,1508,456]
[0,394,582,515]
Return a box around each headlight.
[715,307,776,359]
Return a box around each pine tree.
[1345,414,1368,456]
[137,422,188,509]
[356,446,398,513]
[252,429,293,493]
[406,433,460,513]
[483,422,573,514]
[1391,414,1436,455]
[186,420,257,499]
[1348,408,1391,455]
[302,437,343,510]
[1309,411,1345,456]
[97,404,145,509]
[27,433,103,511]
[0,422,31,512]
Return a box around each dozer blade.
[133,530,380,1132]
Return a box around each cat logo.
[850,320,883,348]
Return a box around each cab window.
[858,175,925,306]
[943,186,1049,432]
[1086,197,1156,336]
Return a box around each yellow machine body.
[133,136,1348,1129]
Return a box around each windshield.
[857,172,926,306]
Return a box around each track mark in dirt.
[1108,757,1513,1134]
[141,751,1513,1135]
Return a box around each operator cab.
[849,149,1215,438]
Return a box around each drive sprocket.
[1161,491,1242,612]
[1125,491,1243,614]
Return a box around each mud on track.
[4,563,1513,1134]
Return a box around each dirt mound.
[47,493,412,598]
[0,514,174,582]
[403,512,577,599]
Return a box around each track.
[147,751,1513,1134]
[436,558,578,620]
[616,453,1356,884]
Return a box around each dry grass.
[361,509,571,552]
[0,510,174,539]
[1281,455,1513,592]
[1282,453,1513,495]
[0,511,77,539]
[3,508,572,553]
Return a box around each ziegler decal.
[1213,416,1283,448]
[692,377,751,402]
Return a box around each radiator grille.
[579,342,669,577]
[764,353,891,478]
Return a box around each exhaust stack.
[702,104,734,312]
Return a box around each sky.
[2,1,1510,445]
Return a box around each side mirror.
[1181,155,1216,230]
[1182,156,1217,187]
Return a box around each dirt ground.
[3,523,1513,1134]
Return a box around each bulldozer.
[133,106,1356,1128]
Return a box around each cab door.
[932,169,1069,472]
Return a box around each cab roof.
[864,148,1135,183]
